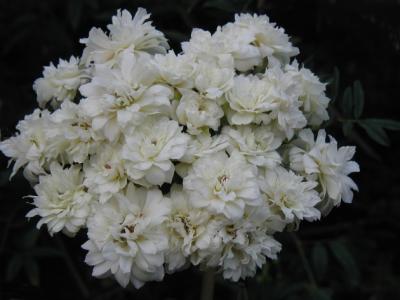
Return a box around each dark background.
[1,0,400,299]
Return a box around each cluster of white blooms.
[0,8,359,288]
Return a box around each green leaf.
[310,288,332,300]
[363,118,400,131]
[358,120,390,146]
[312,243,328,280]
[341,86,353,117]
[328,241,359,285]
[342,121,354,137]
[24,258,40,286]
[18,227,40,249]
[6,255,23,282]
[352,80,364,118]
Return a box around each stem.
[200,269,215,300]
[55,235,90,298]
[290,233,317,289]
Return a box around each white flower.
[229,13,299,67]
[222,124,283,168]
[176,133,229,177]
[183,151,261,220]
[153,51,197,88]
[219,228,281,281]
[226,69,307,138]
[82,184,170,288]
[191,218,281,281]
[0,109,54,180]
[26,162,92,236]
[48,101,102,163]
[193,60,234,99]
[216,25,263,72]
[285,62,330,126]
[121,117,189,186]
[175,89,224,135]
[80,53,172,142]
[262,66,307,139]
[289,129,360,213]
[179,133,229,164]
[165,185,209,273]
[258,167,321,223]
[225,74,275,125]
[83,144,127,203]
[33,56,85,108]
[181,29,233,67]
[80,8,169,66]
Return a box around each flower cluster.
[0,8,359,288]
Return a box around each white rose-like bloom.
[165,185,210,273]
[80,53,172,142]
[222,125,283,168]
[176,133,229,177]
[183,151,261,220]
[80,8,169,66]
[181,29,234,68]
[215,25,263,72]
[258,167,321,223]
[82,184,170,288]
[289,129,360,213]
[121,117,189,186]
[193,60,234,99]
[219,227,281,281]
[175,89,224,135]
[226,74,275,125]
[285,62,330,126]
[33,56,85,108]
[262,66,307,139]
[26,163,92,236]
[48,101,102,164]
[192,218,281,281]
[153,51,197,88]
[0,109,54,180]
[180,133,229,164]
[229,13,299,67]
[83,144,127,203]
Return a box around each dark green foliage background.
[1,0,400,299]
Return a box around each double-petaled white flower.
[82,184,170,288]
[26,162,92,236]
[80,53,172,142]
[258,166,321,223]
[285,62,330,126]
[33,56,86,108]
[222,124,283,168]
[48,101,103,164]
[165,185,210,273]
[122,117,189,186]
[80,8,169,66]
[153,51,197,88]
[0,109,54,180]
[191,217,281,281]
[289,129,359,213]
[183,151,261,220]
[175,89,224,135]
[83,144,127,203]
[228,13,299,67]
